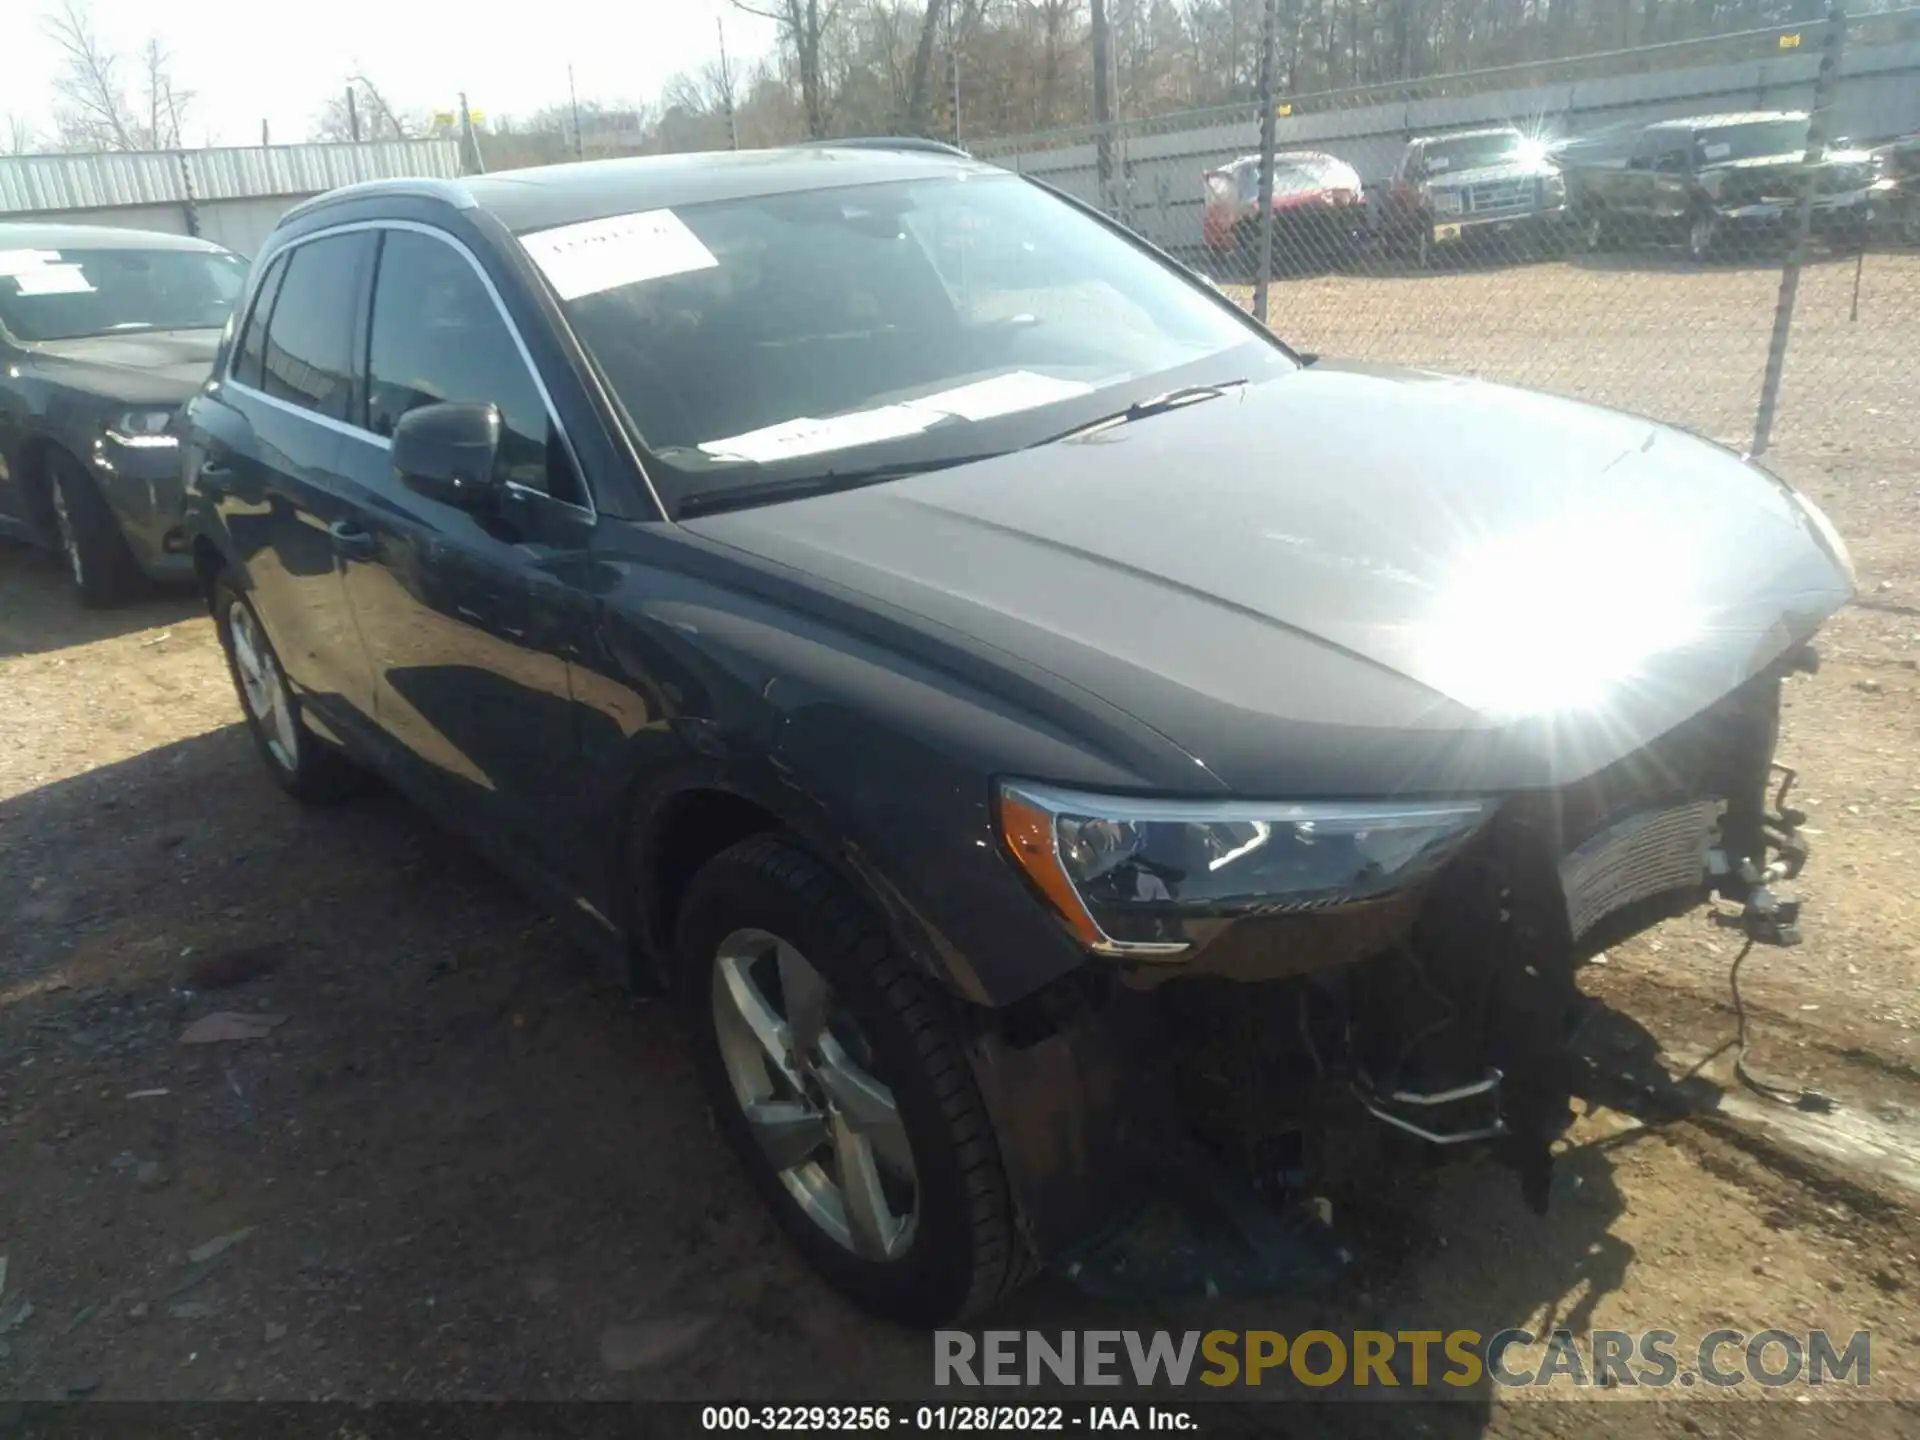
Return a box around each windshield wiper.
[676,451,1010,519]
[1048,380,1248,441]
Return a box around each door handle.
[328,521,378,560]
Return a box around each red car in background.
[1203,151,1367,269]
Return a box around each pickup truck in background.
[1562,110,1879,261]
[1383,125,1572,266]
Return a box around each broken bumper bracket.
[1354,1067,1506,1146]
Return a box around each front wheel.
[212,574,365,802]
[46,453,143,607]
[1686,212,1719,264]
[677,834,1027,1324]
[1581,209,1611,253]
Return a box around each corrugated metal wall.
[0,140,465,257]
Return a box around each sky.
[1,0,780,149]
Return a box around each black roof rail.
[787,136,973,159]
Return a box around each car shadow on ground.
[0,726,1721,1411]
[0,538,202,659]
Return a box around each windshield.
[1694,120,1809,164]
[540,172,1283,515]
[1421,133,1524,174]
[0,246,247,342]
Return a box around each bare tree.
[40,2,193,151]
[734,0,841,138]
[3,114,40,155]
[43,0,137,149]
[313,74,417,143]
[138,37,192,149]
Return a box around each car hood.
[686,363,1853,798]
[28,329,221,405]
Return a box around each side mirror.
[391,401,503,512]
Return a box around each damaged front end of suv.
[990,644,1824,1290]
[950,431,1856,1291]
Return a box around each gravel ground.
[3,254,1919,1432]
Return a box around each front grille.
[1558,800,1718,941]
[1466,178,1534,214]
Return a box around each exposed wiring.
[1728,936,1835,1113]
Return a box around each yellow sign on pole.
[432,110,456,127]
[467,108,485,126]
[1276,102,1293,117]
[1779,33,1802,49]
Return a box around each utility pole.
[346,86,361,143]
[1254,0,1278,323]
[1090,0,1116,210]
[948,0,962,149]
[458,91,485,175]
[717,19,739,150]
[260,118,270,148]
[568,64,585,159]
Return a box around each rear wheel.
[211,573,365,802]
[677,834,1027,1324]
[46,453,143,607]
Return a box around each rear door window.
[261,233,370,422]
[232,253,288,390]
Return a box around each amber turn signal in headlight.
[996,782,1493,959]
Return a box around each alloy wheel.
[710,927,919,1261]
[227,600,299,772]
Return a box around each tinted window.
[262,234,367,421]
[233,254,287,390]
[366,228,564,497]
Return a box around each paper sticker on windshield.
[904,371,1093,422]
[10,264,94,295]
[0,249,63,277]
[700,405,939,465]
[1702,142,1733,160]
[1427,156,1451,172]
[520,209,718,300]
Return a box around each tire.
[211,572,366,803]
[46,452,143,608]
[1581,209,1610,253]
[677,833,1027,1325]
[1686,212,1718,264]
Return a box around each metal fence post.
[1253,0,1279,323]
[1751,1,1846,458]
[176,151,201,238]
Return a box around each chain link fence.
[973,4,1920,464]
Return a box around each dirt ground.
[3,254,1920,1434]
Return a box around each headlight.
[1432,190,1463,215]
[1544,171,1566,198]
[1746,457,1857,590]
[1790,488,1856,588]
[997,783,1493,959]
[105,409,178,448]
